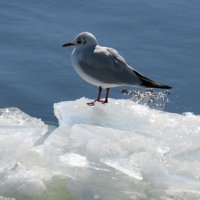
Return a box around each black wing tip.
[157,85,172,89]
[133,69,172,89]
[164,85,172,89]
[141,83,172,89]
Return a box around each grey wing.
[78,47,142,85]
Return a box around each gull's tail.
[133,69,172,89]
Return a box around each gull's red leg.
[87,86,103,106]
[103,88,110,103]
[96,86,102,102]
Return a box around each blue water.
[1,0,200,125]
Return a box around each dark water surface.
[1,0,200,124]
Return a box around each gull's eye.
[77,40,81,44]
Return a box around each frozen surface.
[44,98,200,200]
[0,108,47,171]
[0,108,76,200]
[1,99,200,199]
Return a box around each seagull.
[62,32,172,106]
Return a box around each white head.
[63,32,98,49]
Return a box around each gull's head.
[62,32,98,49]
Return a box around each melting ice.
[0,98,200,200]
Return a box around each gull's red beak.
[62,43,75,47]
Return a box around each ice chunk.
[86,139,105,162]
[43,98,200,200]
[0,163,46,199]
[101,157,142,180]
[0,108,77,200]
[21,145,47,169]
[71,124,168,158]
[0,163,77,200]
[130,152,168,179]
[0,108,48,171]
[1,98,200,200]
